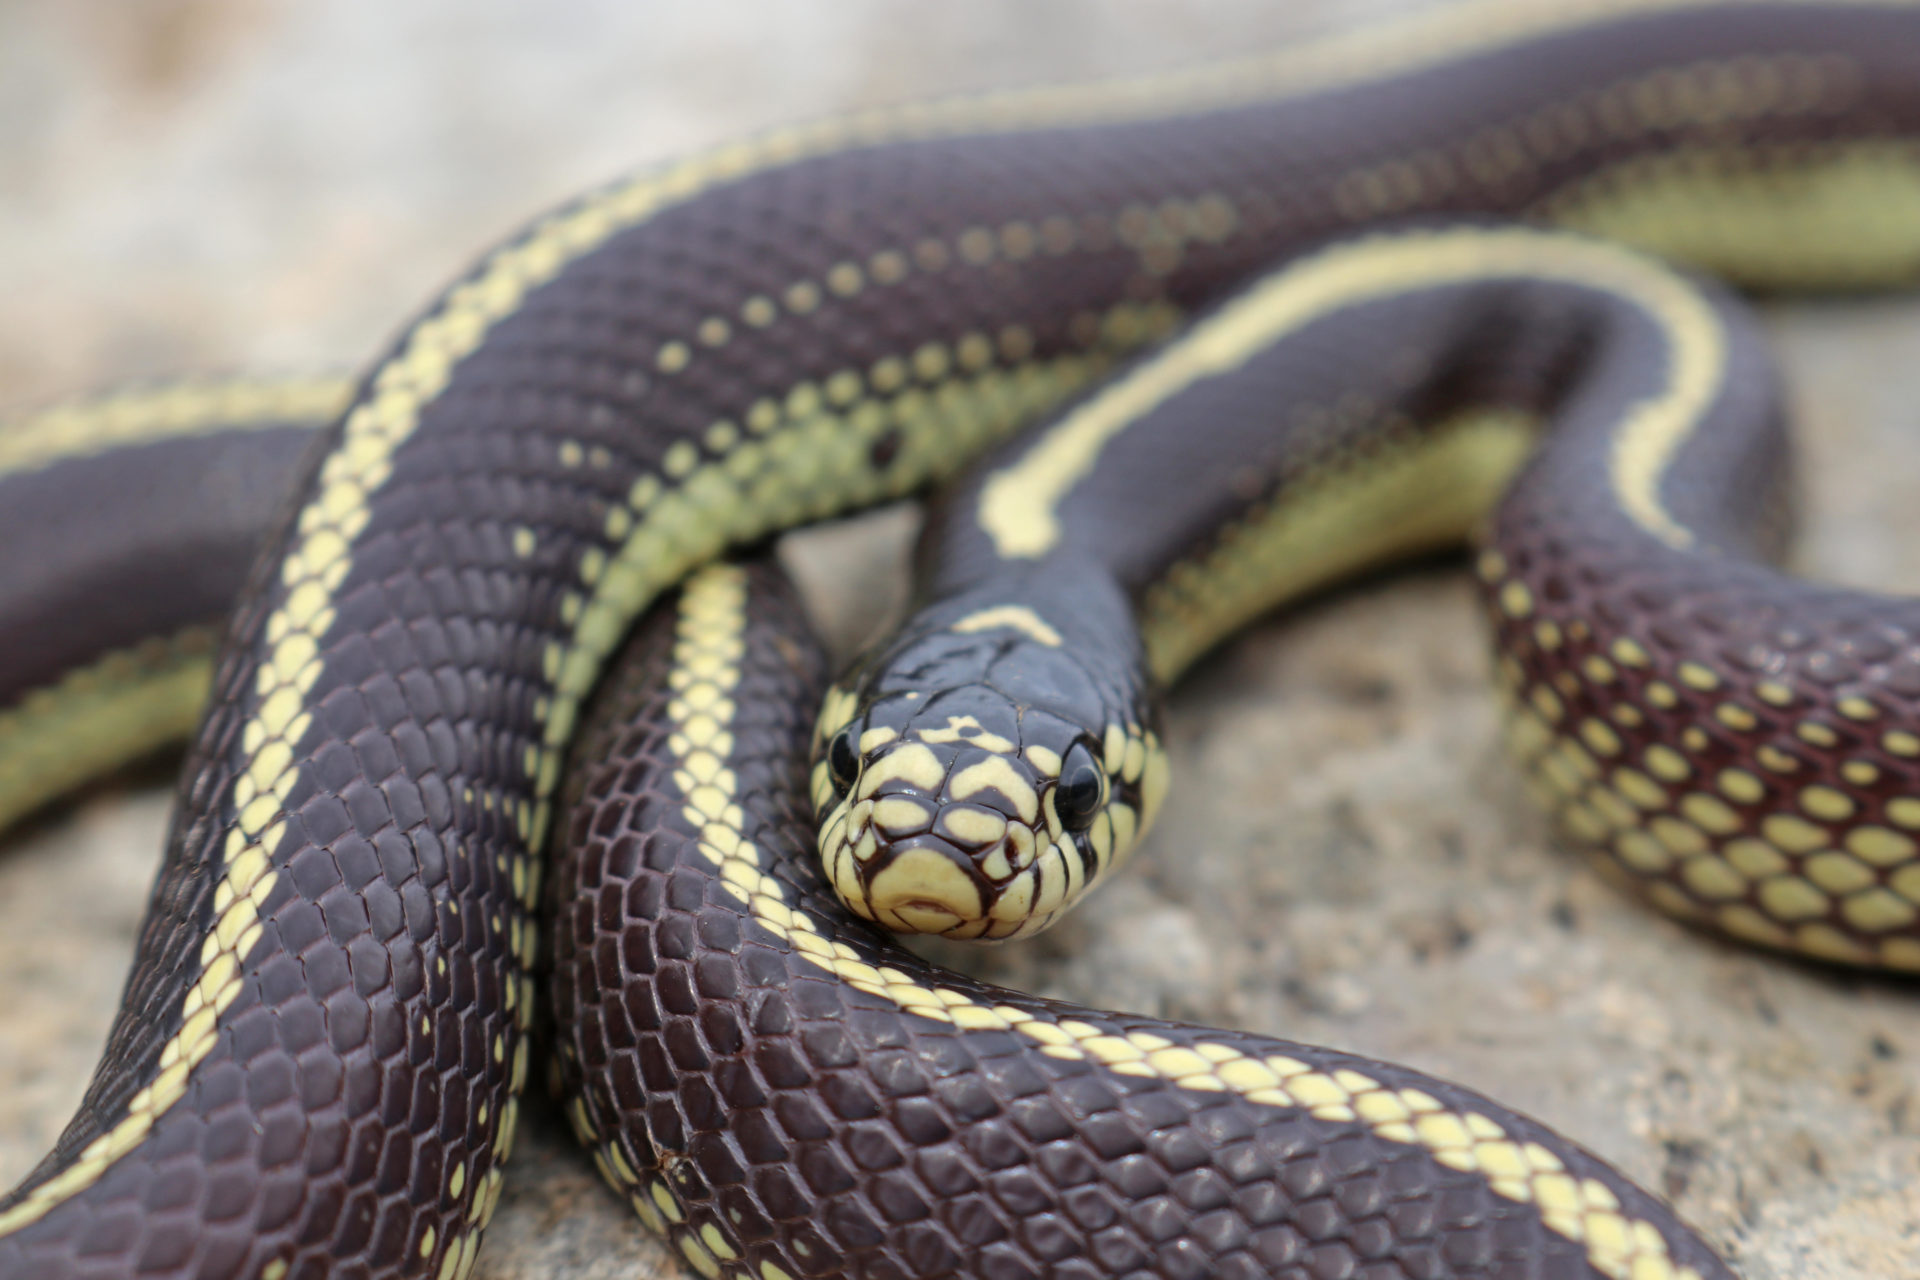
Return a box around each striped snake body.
[5,3,1920,1277]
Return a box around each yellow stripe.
[0,376,350,482]
[976,227,1723,558]
[0,629,218,834]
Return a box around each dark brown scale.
[551,561,1731,1280]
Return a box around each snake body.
[0,379,349,833]
[6,2,1920,1277]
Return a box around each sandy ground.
[3,3,1918,1277]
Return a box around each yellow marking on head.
[937,805,1009,848]
[871,796,934,835]
[948,755,1040,823]
[915,714,1016,754]
[1138,741,1171,831]
[860,742,946,795]
[867,849,985,933]
[950,604,1063,646]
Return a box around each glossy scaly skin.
[0,240,1762,1280]
[5,2,1920,1277]
[553,560,1734,1280]
[808,226,1905,969]
[0,378,347,832]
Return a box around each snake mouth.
[861,846,986,936]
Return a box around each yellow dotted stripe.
[950,605,1063,646]
[629,564,1703,1280]
[1495,658,1920,970]
[977,227,1724,560]
[652,199,1233,392]
[0,376,351,482]
[0,628,218,834]
[1331,52,1870,227]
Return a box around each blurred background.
[4,3,1919,1276]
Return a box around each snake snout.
[819,736,1075,941]
[819,774,1001,938]
[863,842,987,936]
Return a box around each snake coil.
[5,3,1920,1278]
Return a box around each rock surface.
[3,3,1918,1278]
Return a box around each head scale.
[812,586,1168,941]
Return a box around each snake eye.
[1053,741,1107,832]
[827,726,862,797]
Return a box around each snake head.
[811,580,1168,941]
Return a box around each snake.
[5,1,1920,1276]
